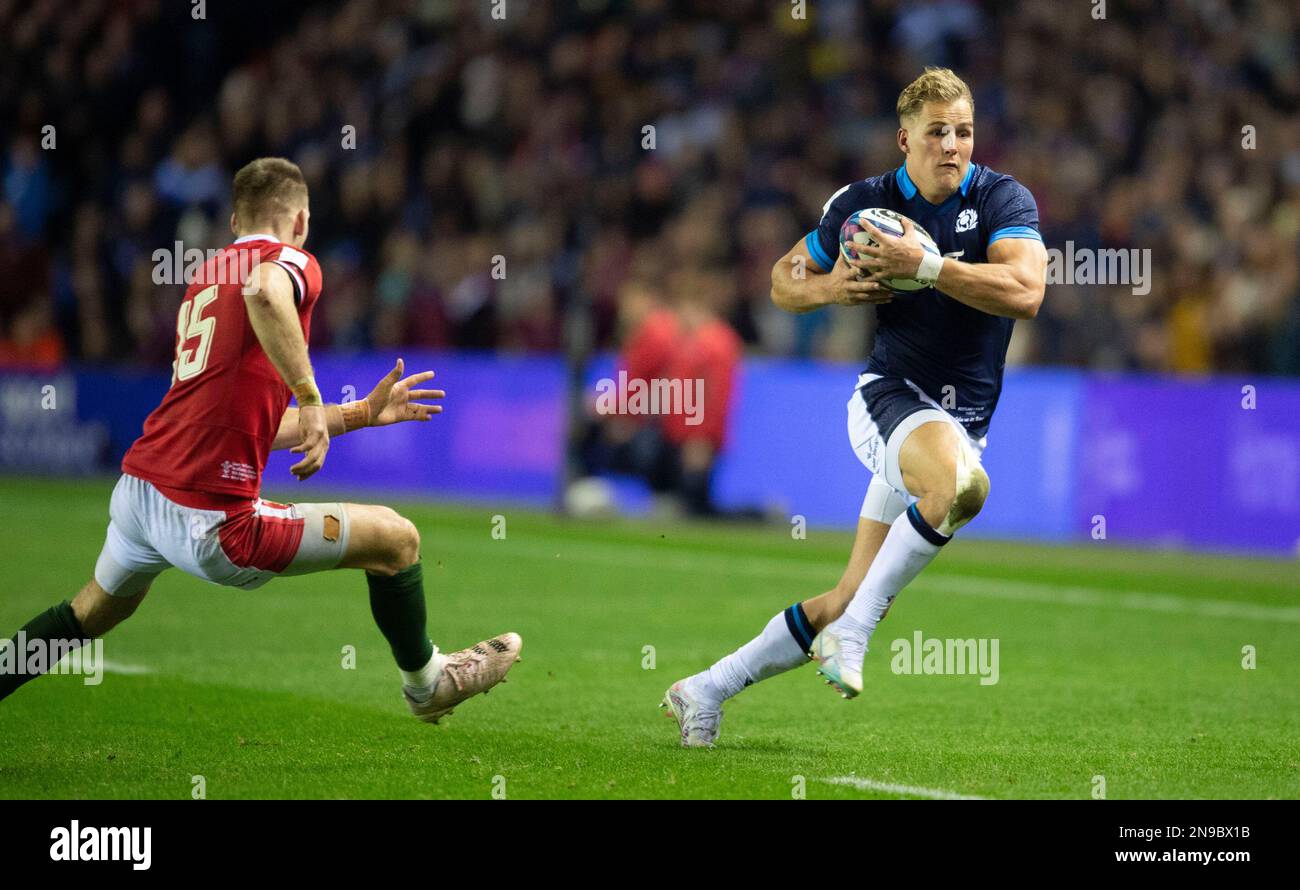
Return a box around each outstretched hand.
[365,358,445,427]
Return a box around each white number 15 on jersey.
[172,284,218,384]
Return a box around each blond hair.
[232,157,308,225]
[896,67,974,122]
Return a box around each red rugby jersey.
[122,235,323,505]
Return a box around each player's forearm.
[271,408,299,450]
[934,259,1043,319]
[272,402,372,450]
[770,259,830,314]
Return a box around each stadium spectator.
[577,273,743,516]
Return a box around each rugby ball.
[839,208,941,292]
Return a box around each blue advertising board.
[2,356,1297,556]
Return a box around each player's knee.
[942,459,989,535]
[915,472,958,526]
[395,516,421,570]
[916,453,989,536]
[372,509,419,575]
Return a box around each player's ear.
[897,126,909,155]
[230,212,238,236]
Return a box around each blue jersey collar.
[896,162,975,205]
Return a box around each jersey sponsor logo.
[955,208,978,233]
[948,405,988,428]
[220,460,258,482]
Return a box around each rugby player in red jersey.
[0,158,520,723]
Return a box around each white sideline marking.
[435,530,1300,624]
[917,575,1300,624]
[820,775,985,800]
[50,653,154,675]
[101,660,153,675]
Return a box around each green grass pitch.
[1,477,1296,799]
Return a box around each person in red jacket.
[576,270,742,516]
[658,270,742,514]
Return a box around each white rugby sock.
[837,505,949,643]
[695,604,815,702]
[400,645,445,701]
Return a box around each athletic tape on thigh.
[860,475,908,523]
[283,502,351,574]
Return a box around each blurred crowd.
[2,0,1299,375]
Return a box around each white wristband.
[916,251,944,286]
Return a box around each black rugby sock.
[366,562,434,671]
[0,601,88,702]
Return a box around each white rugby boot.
[810,621,866,699]
[661,677,723,748]
[405,632,523,724]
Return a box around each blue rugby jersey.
[804,163,1041,438]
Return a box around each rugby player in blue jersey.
[664,67,1048,746]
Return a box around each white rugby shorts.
[847,373,985,524]
[94,474,351,597]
